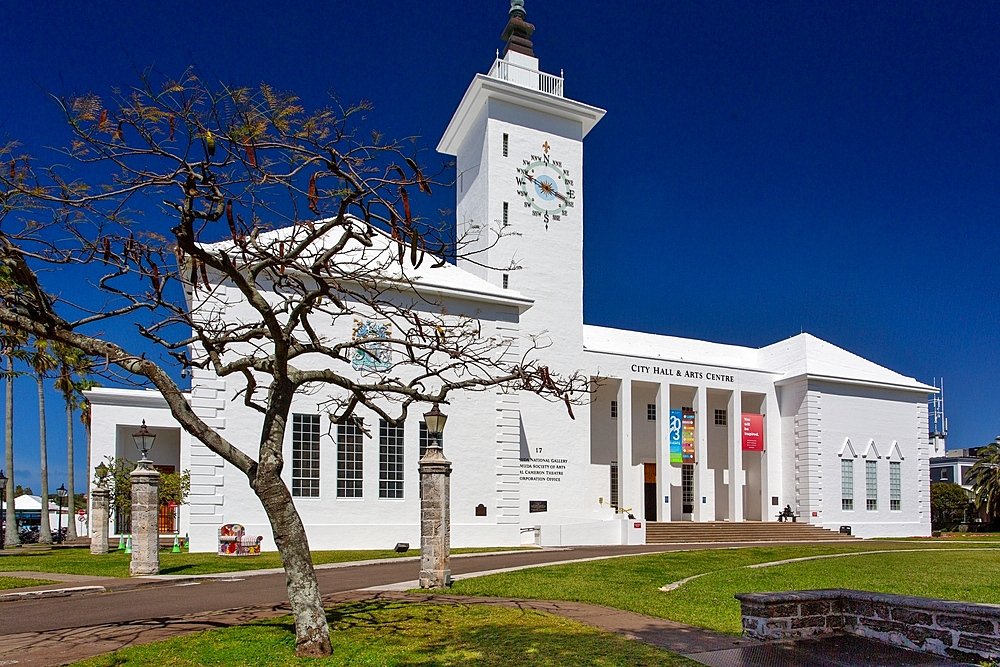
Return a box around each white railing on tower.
[487,57,564,97]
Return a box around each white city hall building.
[87,3,934,551]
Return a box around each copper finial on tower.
[502,0,535,57]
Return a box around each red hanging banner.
[741,413,765,451]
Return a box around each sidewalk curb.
[0,585,106,602]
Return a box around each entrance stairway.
[645,521,858,544]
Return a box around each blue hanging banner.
[669,409,683,464]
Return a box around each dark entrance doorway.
[643,463,657,521]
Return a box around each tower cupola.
[502,0,535,57]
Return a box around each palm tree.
[31,341,57,544]
[53,346,92,541]
[1,327,28,548]
[967,439,1000,522]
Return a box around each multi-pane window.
[647,404,656,421]
[337,419,364,498]
[714,409,727,426]
[502,273,509,289]
[291,414,321,498]
[379,420,404,499]
[682,463,694,513]
[418,421,443,458]
[610,400,618,419]
[841,459,854,511]
[502,201,509,226]
[890,461,901,511]
[610,461,619,508]
[866,460,878,511]
[502,133,509,157]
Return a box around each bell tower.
[437,1,605,522]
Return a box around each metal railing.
[487,58,564,97]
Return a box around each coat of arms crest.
[351,319,392,371]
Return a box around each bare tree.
[0,70,583,655]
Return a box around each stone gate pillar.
[418,447,452,588]
[90,487,110,555]
[129,467,160,576]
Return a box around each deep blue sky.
[0,1,997,491]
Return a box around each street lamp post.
[0,469,7,549]
[418,403,452,588]
[129,421,160,576]
[56,484,67,544]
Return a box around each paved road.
[0,542,823,635]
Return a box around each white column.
[694,386,712,521]
[655,382,670,522]
[763,389,781,521]
[618,379,634,514]
[729,389,744,522]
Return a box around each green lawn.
[72,601,698,667]
[449,543,1000,635]
[0,575,57,590]
[0,546,528,578]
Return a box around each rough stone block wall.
[737,589,1000,663]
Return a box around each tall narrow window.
[502,201,509,226]
[502,133,509,157]
[610,461,619,508]
[502,273,509,289]
[682,464,694,513]
[337,419,364,498]
[841,459,854,511]
[379,420,404,499]
[419,421,443,458]
[866,460,878,511]
[890,461,901,511]
[647,404,656,421]
[610,400,618,419]
[292,414,321,498]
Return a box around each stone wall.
[737,589,1000,663]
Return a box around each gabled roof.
[583,325,762,371]
[199,218,533,311]
[583,326,934,393]
[758,333,934,393]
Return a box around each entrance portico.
[587,340,782,526]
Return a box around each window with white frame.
[419,421,443,458]
[337,419,364,498]
[714,409,727,426]
[502,201,509,226]
[890,461,901,511]
[378,420,404,499]
[610,400,618,419]
[292,414,321,498]
[502,133,509,157]
[647,404,656,421]
[841,459,854,511]
[610,461,619,508]
[866,460,878,511]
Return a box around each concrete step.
[644,521,858,543]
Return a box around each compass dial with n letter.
[516,141,575,228]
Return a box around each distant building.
[929,457,977,489]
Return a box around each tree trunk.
[4,356,18,547]
[254,467,331,657]
[65,401,76,540]
[36,374,51,544]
